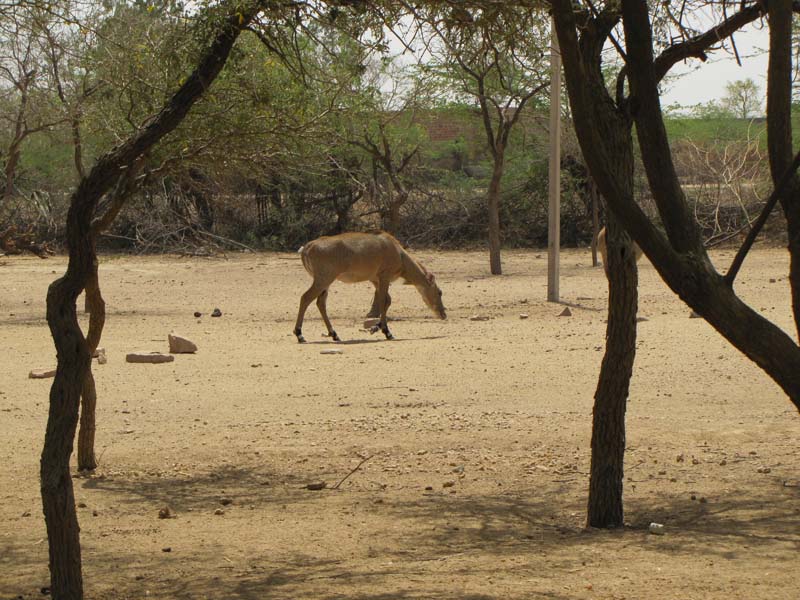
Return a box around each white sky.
[659,22,770,112]
[384,15,776,115]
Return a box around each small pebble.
[648,522,665,535]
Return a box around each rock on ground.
[126,352,175,364]
[169,333,198,354]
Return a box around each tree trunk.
[766,0,800,341]
[387,196,402,234]
[488,152,505,275]
[3,139,22,200]
[3,74,30,201]
[40,7,259,596]
[42,242,91,600]
[587,215,638,528]
[78,252,104,471]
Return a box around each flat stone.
[519,314,529,319]
[470,315,490,321]
[320,349,344,355]
[559,307,572,317]
[211,308,222,317]
[126,352,175,364]
[168,333,197,354]
[29,369,56,379]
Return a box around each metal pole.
[547,20,561,302]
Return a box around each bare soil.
[1,247,799,600]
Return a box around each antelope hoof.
[331,331,341,342]
[385,332,394,340]
[369,325,380,335]
[294,328,306,343]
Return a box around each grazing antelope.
[294,232,446,343]
[597,226,643,276]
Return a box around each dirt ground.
[1,246,799,600]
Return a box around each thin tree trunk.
[387,196,402,234]
[71,116,86,180]
[78,252,104,471]
[587,214,638,527]
[488,153,505,275]
[4,139,22,200]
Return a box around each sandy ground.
[1,246,799,600]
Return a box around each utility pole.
[547,20,561,302]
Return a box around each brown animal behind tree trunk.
[587,215,638,527]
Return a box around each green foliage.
[664,116,764,144]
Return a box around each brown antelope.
[294,232,446,343]
[597,226,643,276]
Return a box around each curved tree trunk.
[42,218,93,600]
[40,7,259,597]
[587,215,638,527]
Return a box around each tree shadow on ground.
[304,336,447,346]
[1,539,50,599]
[7,469,798,599]
[78,464,311,513]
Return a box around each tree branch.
[724,148,800,285]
